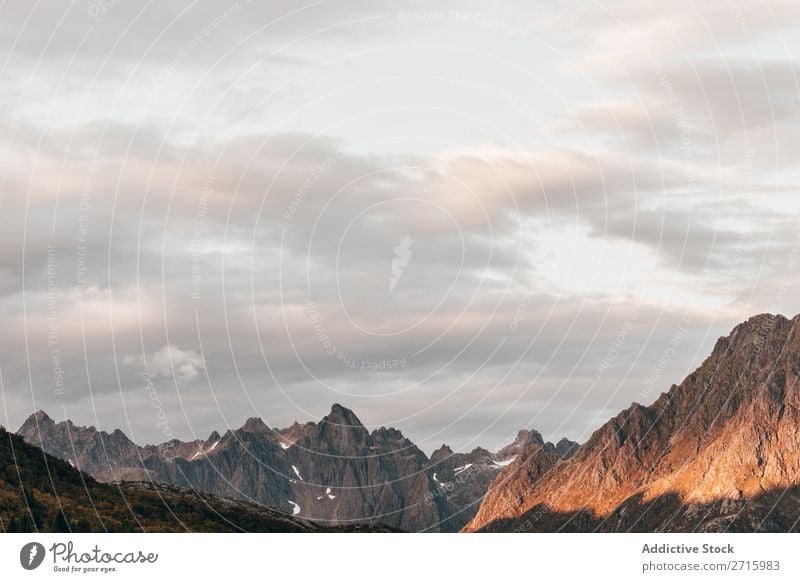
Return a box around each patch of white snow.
[492,456,516,467]
[316,487,336,500]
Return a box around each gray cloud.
[123,344,206,384]
[1,1,799,453]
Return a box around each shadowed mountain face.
[18,403,574,532]
[425,430,577,527]
[0,428,396,533]
[466,313,800,532]
[17,404,445,531]
[473,488,800,533]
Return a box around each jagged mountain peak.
[492,429,545,462]
[554,437,578,459]
[240,417,271,433]
[740,311,792,328]
[372,425,402,438]
[518,429,544,446]
[19,409,55,431]
[466,312,800,532]
[429,445,453,463]
[322,403,365,427]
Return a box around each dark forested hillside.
[0,427,394,533]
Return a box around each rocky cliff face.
[0,426,396,533]
[466,313,800,532]
[17,411,157,482]
[276,404,452,531]
[425,430,578,529]
[20,403,561,532]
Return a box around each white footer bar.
[1,533,797,581]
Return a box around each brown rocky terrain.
[465,313,800,532]
[18,404,443,530]
[425,430,577,528]
[20,403,571,531]
[0,426,396,533]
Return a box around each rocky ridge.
[465,313,800,532]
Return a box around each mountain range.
[0,426,395,532]
[16,402,575,532]
[8,312,800,532]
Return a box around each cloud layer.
[1,0,799,452]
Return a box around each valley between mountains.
[5,312,800,532]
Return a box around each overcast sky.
[1,0,799,454]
